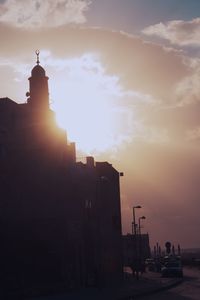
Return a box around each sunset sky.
[1,0,200,249]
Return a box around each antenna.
[35,49,40,65]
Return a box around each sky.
[1,0,200,249]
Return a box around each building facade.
[0,54,123,294]
[123,233,151,274]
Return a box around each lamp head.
[134,205,141,209]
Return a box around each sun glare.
[51,54,124,154]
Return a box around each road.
[139,267,200,300]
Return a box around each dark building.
[0,53,123,294]
[123,233,151,273]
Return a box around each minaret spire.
[35,49,40,65]
[27,51,49,110]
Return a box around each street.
[139,267,200,300]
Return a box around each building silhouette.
[123,233,151,274]
[0,53,123,295]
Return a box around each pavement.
[25,271,183,300]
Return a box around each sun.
[50,54,122,154]
[53,81,116,154]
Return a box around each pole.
[138,216,145,275]
[132,207,136,235]
[139,216,145,235]
[139,218,141,235]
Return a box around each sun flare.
[51,54,125,154]
[54,88,115,153]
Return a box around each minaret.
[26,50,49,110]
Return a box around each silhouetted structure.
[123,233,151,274]
[0,53,123,295]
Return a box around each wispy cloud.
[0,25,189,105]
[134,125,170,144]
[142,18,200,47]
[186,127,200,141]
[0,23,196,146]
[175,57,200,106]
[0,0,91,28]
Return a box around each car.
[161,260,183,278]
[145,258,156,272]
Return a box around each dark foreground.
[23,269,184,300]
[139,267,200,300]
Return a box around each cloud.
[0,24,190,104]
[175,58,200,106]
[142,18,200,47]
[0,23,196,146]
[0,23,196,150]
[186,127,200,142]
[135,126,170,144]
[0,0,91,28]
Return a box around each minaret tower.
[26,50,49,110]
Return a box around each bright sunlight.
[50,54,128,154]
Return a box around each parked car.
[145,258,156,272]
[161,260,183,277]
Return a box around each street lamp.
[132,205,141,235]
[138,216,146,235]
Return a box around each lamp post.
[138,216,146,235]
[132,205,141,235]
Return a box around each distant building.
[0,53,123,294]
[123,233,151,273]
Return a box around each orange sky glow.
[1,0,200,249]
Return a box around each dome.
[31,64,46,77]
